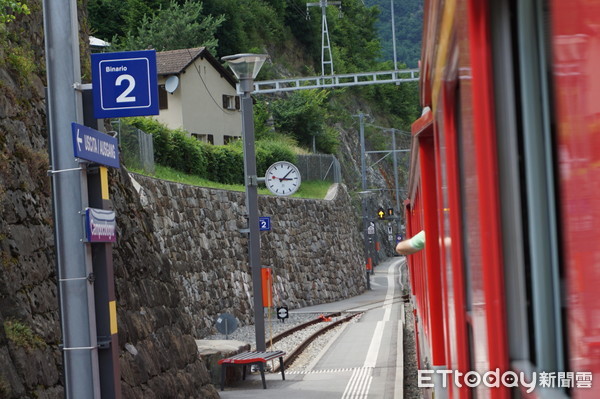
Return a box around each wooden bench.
[218,350,286,390]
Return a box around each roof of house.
[156,47,237,87]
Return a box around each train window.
[491,0,567,391]
[455,88,473,315]
[490,0,533,365]
[455,78,476,398]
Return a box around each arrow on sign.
[71,122,120,169]
[76,129,83,152]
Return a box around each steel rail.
[270,312,363,372]
[268,312,341,346]
[261,296,410,373]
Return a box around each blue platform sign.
[72,123,120,168]
[91,50,159,118]
[259,217,271,231]
[85,208,117,243]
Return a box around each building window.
[192,133,214,145]
[222,94,240,110]
[159,84,168,110]
[224,135,241,145]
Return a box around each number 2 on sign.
[115,74,136,103]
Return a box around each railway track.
[265,312,363,372]
[259,295,411,372]
[244,293,412,374]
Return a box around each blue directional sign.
[72,123,120,168]
[259,217,271,231]
[91,50,159,118]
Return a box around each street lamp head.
[222,53,269,80]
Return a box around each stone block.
[196,339,250,387]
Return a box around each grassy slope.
[130,165,332,199]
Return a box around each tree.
[201,0,288,58]
[113,0,225,52]
[363,0,423,68]
[328,0,382,73]
[88,0,129,39]
[270,90,331,152]
[89,0,178,40]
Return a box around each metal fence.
[112,120,155,174]
[296,154,341,183]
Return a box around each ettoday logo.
[418,369,593,393]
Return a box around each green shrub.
[169,130,208,176]
[125,117,174,165]
[4,320,45,350]
[315,126,340,155]
[206,145,244,184]
[5,45,36,84]
[255,140,297,175]
[0,0,30,24]
[252,100,272,140]
[269,89,332,153]
[121,117,300,185]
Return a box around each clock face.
[265,161,301,196]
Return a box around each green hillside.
[87,0,422,173]
[364,0,423,68]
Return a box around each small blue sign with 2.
[259,217,271,231]
[91,50,159,118]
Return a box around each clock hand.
[279,170,293,182]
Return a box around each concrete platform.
[196,339,250,387]
[217,257,408,398]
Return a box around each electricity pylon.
[307,1,342,76]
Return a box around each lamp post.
[223,53,268,351]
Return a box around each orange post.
[261,267,273,307]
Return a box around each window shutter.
[158,85,168,110]
[222,94,228,109]
[235,96,240,110]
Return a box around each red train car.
[405,1,600,399]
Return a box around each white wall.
[156,58,242,146]
[157,75,183,129]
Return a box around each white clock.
[264,161,302,196]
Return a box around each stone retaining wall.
[130,175,367,338]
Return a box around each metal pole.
[359,114,371,288]
[240,77,266,352]
[43,1,100,397]
[391,0,398,71]
[360,113,367,191]
[321,4,327,75]
[391,129,401,232]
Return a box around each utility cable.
[186,48,238,115]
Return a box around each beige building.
[155,47,241,145]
